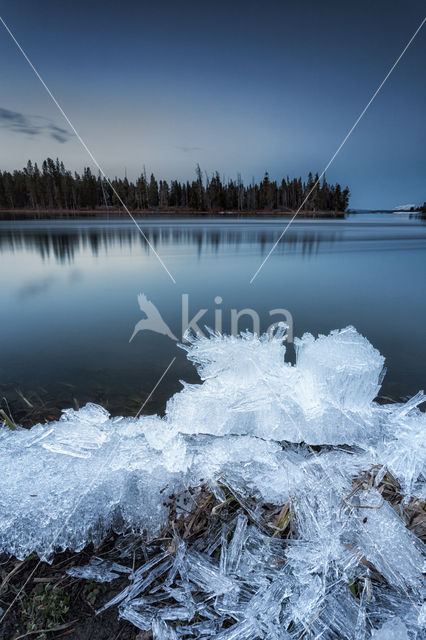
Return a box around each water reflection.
[1,216,424,264]
[17,275,56,299]
[0,220,345,263]
[0,214,425,420]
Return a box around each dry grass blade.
[0,409,17,430]
[270,502,292,538]
[13,619,77,639]
[0,559,24,593]
[298,605,327,639]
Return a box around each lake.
[0,212,425,419]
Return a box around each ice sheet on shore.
[0,326,425,638]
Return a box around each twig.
[342,497,384,510]
[0,560,24,593]
[13,620,77,639]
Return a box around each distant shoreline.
[0,208,346,220]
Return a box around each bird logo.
[129,293,177,342]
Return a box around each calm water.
[0,213,425,417]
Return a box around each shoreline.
[0,208,346,220]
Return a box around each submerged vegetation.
[0,159,350,212]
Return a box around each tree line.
[0,158,350,212]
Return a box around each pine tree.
[0,159,351,212]
[148,174,159,207]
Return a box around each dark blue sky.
[0,1,425,208]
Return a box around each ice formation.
[0,325,425,638]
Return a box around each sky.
[0,0,425,209]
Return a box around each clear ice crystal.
[0,326,425,638]
[370,616,410,639]
[66,556,130,582]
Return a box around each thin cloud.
[47,123,72,143]
[0,107,72,143]
[175,145,203,153]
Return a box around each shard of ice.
[65,555,134,583]
[0,326,425,638]
[370,616,410,639]
[167,325,387,445]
